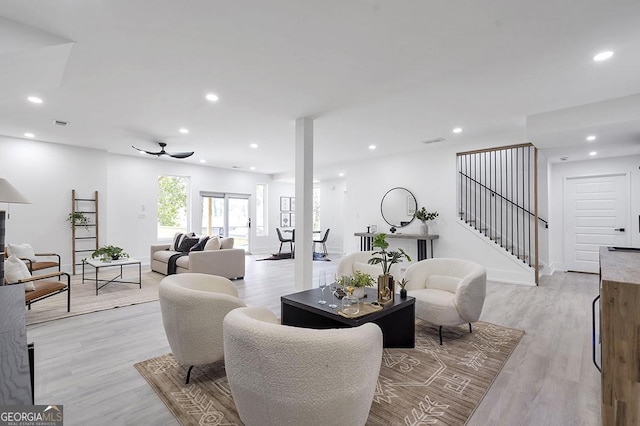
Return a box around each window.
[256,183,267,236]
[157,175,189,239]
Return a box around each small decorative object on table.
[414,206,439,235]
[368,233,411,305]
[397,277,409,299]
[342,286,360,315]
[91,245,129,262]
[337,271,373,299]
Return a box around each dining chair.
[312,228,330,256]
[276,228,294,256]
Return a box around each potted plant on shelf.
[67,211,90,230]
[91,245,128,262]
[414,207,439,235]
[368,233,411,304]
[337,270,374,298]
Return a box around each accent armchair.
[223,306,383,426]
[159,273,245,383]
[403,258,486,344]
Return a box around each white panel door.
[563,173,630,273]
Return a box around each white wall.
[318,178,346,254]
[548,154,640,271]
[342,139,537,285]
[0,137,294,271]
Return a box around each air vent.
[421,137,446,145]
[560,157,568,161]
[52,120,69,127]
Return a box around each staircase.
[456,143,546,284]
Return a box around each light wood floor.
[26,255,601,426]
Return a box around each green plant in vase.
[414,207,438,235]
[91,245,129,262]
[337,270,374,298]
[397,277,409,299]
[368,233,411,304]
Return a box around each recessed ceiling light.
[179,128,189,134]
[200,159,206,163]
[368,144,376,150]
[589,151,597,156]
[593,51,614,61]
[586,135,596,141]
[250,166,256,171]
[338,172,345,177]
[452,127,463,134]
[250,143,258,149]
[27,96,43,104]
[24,132,34,138]
[205,93,219,102]
[138,150,146,155]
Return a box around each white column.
[294,117,314,290]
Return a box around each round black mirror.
[380,187,417,229]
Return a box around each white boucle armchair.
[223,306,383,426]
[159,273,245,383]
[403,258,486,345]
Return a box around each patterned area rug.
[135,321,524,425]
[25,270,164,326]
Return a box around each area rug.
[257,253,292,260]
[25,270,164,326]
[135,321,524,425]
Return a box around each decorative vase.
[377,274,394,305]
[420,222,429,235]
[400,288,407,299]
[352,287,365,299]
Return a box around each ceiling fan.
[132,142,194,159]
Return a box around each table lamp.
[0,178,30,284]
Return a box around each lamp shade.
[0,178,30,204]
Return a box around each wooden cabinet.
[599,246,640,425]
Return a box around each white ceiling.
[1,1,639,178]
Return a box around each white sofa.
[150,236,245,279]
[159,273,246,383]
[223,306,383,426]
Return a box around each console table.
[354,232,439,261]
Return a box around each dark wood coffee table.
[281,287,415,348]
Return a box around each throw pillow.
[190,236,210,252]
[204,236,221,251]
[5,254,34,290]
[220,237,235,249]
[178,236,200,252]
[171,233,184,251]
[7,243,37,262]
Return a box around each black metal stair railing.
[456,144,542,277]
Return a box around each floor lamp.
[0,178,30,284]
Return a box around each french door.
[201,192,251,253]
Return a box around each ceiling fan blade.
[131,145,163,156]
[167,151,194,159]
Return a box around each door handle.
[614,228,625,232]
